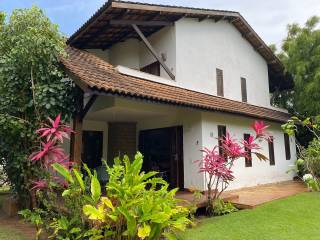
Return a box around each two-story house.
[62,0,296,190]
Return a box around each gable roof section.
[67,1,284,74]
[62,46,290,123]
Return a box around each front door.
[82,130,103,169]
[138,126,184,189]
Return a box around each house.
[62,0,296,190]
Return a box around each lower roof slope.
[61,46,290,123]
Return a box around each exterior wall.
[201,111,296,190]
[107,122,137,162]
[175,18,271,107]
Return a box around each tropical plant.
[21,114,192,239]
[0,6,75,206]
[196,121,270,215]
[54,152,192,240]
[282,116,320,191]
[213,199,238,216]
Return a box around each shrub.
[283,116,320,191]
[196,121,269,215]
[20,114,192,239]
[213,199,238,216]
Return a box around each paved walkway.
[177,180,308,209]
[229,180,308,209]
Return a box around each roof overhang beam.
[110,19,173,26]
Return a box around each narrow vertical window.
[244,133,252,167]
[241,77,247,102]
[284,133,291,160]
[269,136,275,166]
[218,125,227,157]
[216,68,224,97]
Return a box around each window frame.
[244,133,252,167]
[268,136,275,166]
[216,68,224,97]
[241,77,247,103]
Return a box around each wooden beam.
[198,15,210,22]
[70,114,83,165]
[110,19,173,26]
[131,24,175,80]
[81,94,98,119]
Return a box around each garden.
[1,5,320,240]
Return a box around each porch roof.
[61,46,291,123]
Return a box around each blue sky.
[1,0,320,47]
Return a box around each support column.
[70,115,83,165]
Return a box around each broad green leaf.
[101,197,114,211]
[73,168,85,192]
[83,205,104,220]
[52,163,74,184]
[91,174,101,203]
[118,207,136,237]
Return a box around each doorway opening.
[139,126,184,189]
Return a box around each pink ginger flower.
[222,132,245,159]
[243,135,260,150]
[29,141,67,168]
[31,179,48,191]
[252,121,271,141]
[37,113,73,143]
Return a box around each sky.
[1,0,320,48]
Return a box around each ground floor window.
[244,133,252,167]
[269,136,275,165]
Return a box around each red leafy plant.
[196,121,270,215]
[29,114,73,191]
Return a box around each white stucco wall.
[201,112,296,190]
[175,18,271,107]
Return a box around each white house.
[62,0,296,190]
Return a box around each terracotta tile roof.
[61,47,290,123]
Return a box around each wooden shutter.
[241,77,247,102]
[216,68,224,97]
[268,136,275,165]
[244,133,252,167]
[141,61,160,76]
[218,125,227,157]
[284,133,291,160]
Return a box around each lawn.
[182,192,320,240]
[0,227,27,240]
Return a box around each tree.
[0,6,75,207]
[272,16,320,116]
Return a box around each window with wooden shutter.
[241,77,247,102]
[268,136,275,166]
[141,61,160,76]
[216,68,224,97]
[218,125,227,158]
[284,133,291,160]
[244,133,252,167]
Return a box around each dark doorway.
[82,130,103,169]
[138,126,184,189]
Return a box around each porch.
[76,95,204,189]
[177,180,307,209]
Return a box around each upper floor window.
[244,133,252,167]
[241,77,247,103]
[284,133,291,160]
[141,61,160,76]
[268,136,275,166]
[216,68,224,97]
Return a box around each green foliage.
[22,153,192,240]
[0,6,75,205]
[213,199,238,216]
[272,16,320,116]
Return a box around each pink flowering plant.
[196,121,270,215]
[28,113,73,192]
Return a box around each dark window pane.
[284,133,291,160]
[218,125,227,158]
[244,133,252,167]
[216,68,224,97]
[269,136,275,165]
[241,77,247,102]
[141,61,160,76]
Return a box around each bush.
[213,199,238,216]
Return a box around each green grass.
[0,227,27,240]
[182,193,320,240]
